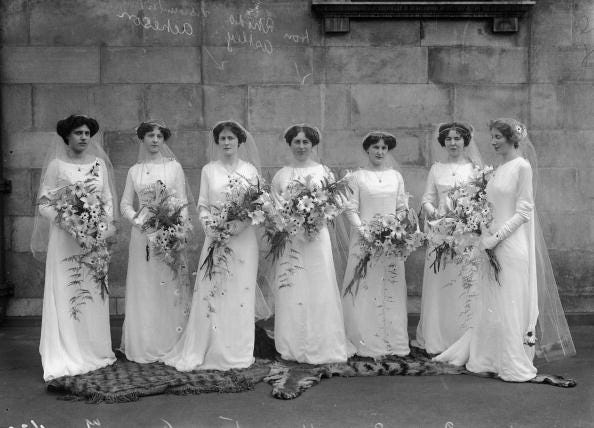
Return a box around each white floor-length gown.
[415,162,480,354]
[342,169,410,357]
[434,157,538,381]
[39,158,116,381]
[164,160,259,370]
[272,165,348,364]
[120,159,190,363]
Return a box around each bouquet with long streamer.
[38,160,112,319]
[201,175,273,280]
[425,165,500,281]
[343,206,424,297]
[136,180,193,277]
[265,172,352,288]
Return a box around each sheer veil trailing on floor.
[514,123,576,361]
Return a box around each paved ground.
[1,319,592,428]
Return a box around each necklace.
[447,162,465,177]
[144,158,165,176]
[370,168,385,183]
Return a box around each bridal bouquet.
[39,160,112,319]
[265,172,352,288]
[265,173,351,261]
[137,180,192,276]
[425,165,500,281]
[200,175,273,280]
[343,208,424,297]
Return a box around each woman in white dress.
[341,131,410,357]
[414,122,482,355]
[164,120,264,371]
[120,121,192,363]
[33,115,117,381]
[271,124,348,364]
[434,118,575,381]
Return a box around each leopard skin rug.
[46,328,576,403]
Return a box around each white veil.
[207,120,262,172]
[432,122,483,168]
[333,131,402,291]
[132,121,200,298]
[134,120,200,236]
[207,120,272,321]
[507,119,576,361]
[31,124,119,260]
[280,123,323,165]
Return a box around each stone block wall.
[1,0,593,315]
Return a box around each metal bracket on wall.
[0,180,11,194]
[311,1,535,33]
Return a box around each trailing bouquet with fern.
[200,175,273,280]
[38,160,112,319]
[265,172,352,263]
[425,165,500,282]
[343,207,424,297]
[136,180,193,276]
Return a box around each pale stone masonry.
[1,0,593,316]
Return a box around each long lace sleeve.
[421,165,438,217]
[38,160,59,220]
[120,168,137,223]
[395,171,409,213]
[271,169,284,206]
[494,161,534,242]
[197,165,211,229]
[172,161,190,220]
[99,160,113,221]
[173,162,188,204]
[344,172,361,228]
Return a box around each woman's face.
[444,129,465,158]
[141,126,164,154]
[490,127,514,157]
[366,139,389,167]
[290,131,313,162]
[217,127,239,156]
[67,125,91,154]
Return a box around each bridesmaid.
[33,115,116,380]
[271,124,348,364]
[434,118,575,381]
[120,121,191,363]
[164,120,261,371]
[414,122,481,355]
[341,131,410,357]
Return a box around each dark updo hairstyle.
[212,121,247,145]
[362,131,397,151]
[56,114,99,144]
[488,118,526,149]
[136,121,172,141]
[437,122,473,147]
[284,124,320,147]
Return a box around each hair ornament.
[282,123,322,144]
[135,119,167,132]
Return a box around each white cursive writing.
[116,10,194,37]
